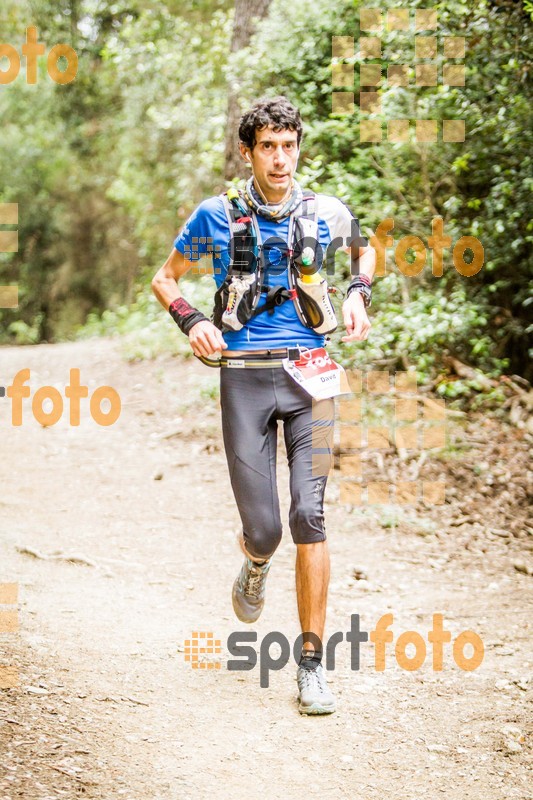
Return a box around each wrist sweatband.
[169,297,208,336]
[347,274,372,308]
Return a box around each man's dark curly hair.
[238,96,303,150]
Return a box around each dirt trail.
[0,339,531,800]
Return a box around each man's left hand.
[341,291,371,342]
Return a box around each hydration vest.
[211,188,337,335]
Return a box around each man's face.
[240,125,300,202]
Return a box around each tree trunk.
[224,0,273,181]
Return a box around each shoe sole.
[298,701,336,715]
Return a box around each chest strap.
[216,190,317,325]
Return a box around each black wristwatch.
[346,281,372,308]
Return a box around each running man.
[152,96,375,714]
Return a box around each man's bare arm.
[151,248,227,357]
[352,241,376,284]
[341,243,376,342]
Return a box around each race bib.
[282,347,351,400]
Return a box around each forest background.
[0,0,531,400]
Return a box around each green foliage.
[1,0,531,386]
[0,0,232,342]
[7,319,42,345]
[240,0,533,380]
[77,275,214,361]
[329,273,510,384]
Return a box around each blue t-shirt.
[173,193,357,350]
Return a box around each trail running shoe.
[232,556,271,623]
[297,662,336,715]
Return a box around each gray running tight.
[220,366,334,560]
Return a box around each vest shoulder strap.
[299,193,316,221]
[221,191,264,244]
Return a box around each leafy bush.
[78,276,215,361]
[329,273,510,384]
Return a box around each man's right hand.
[189,320,228,358]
